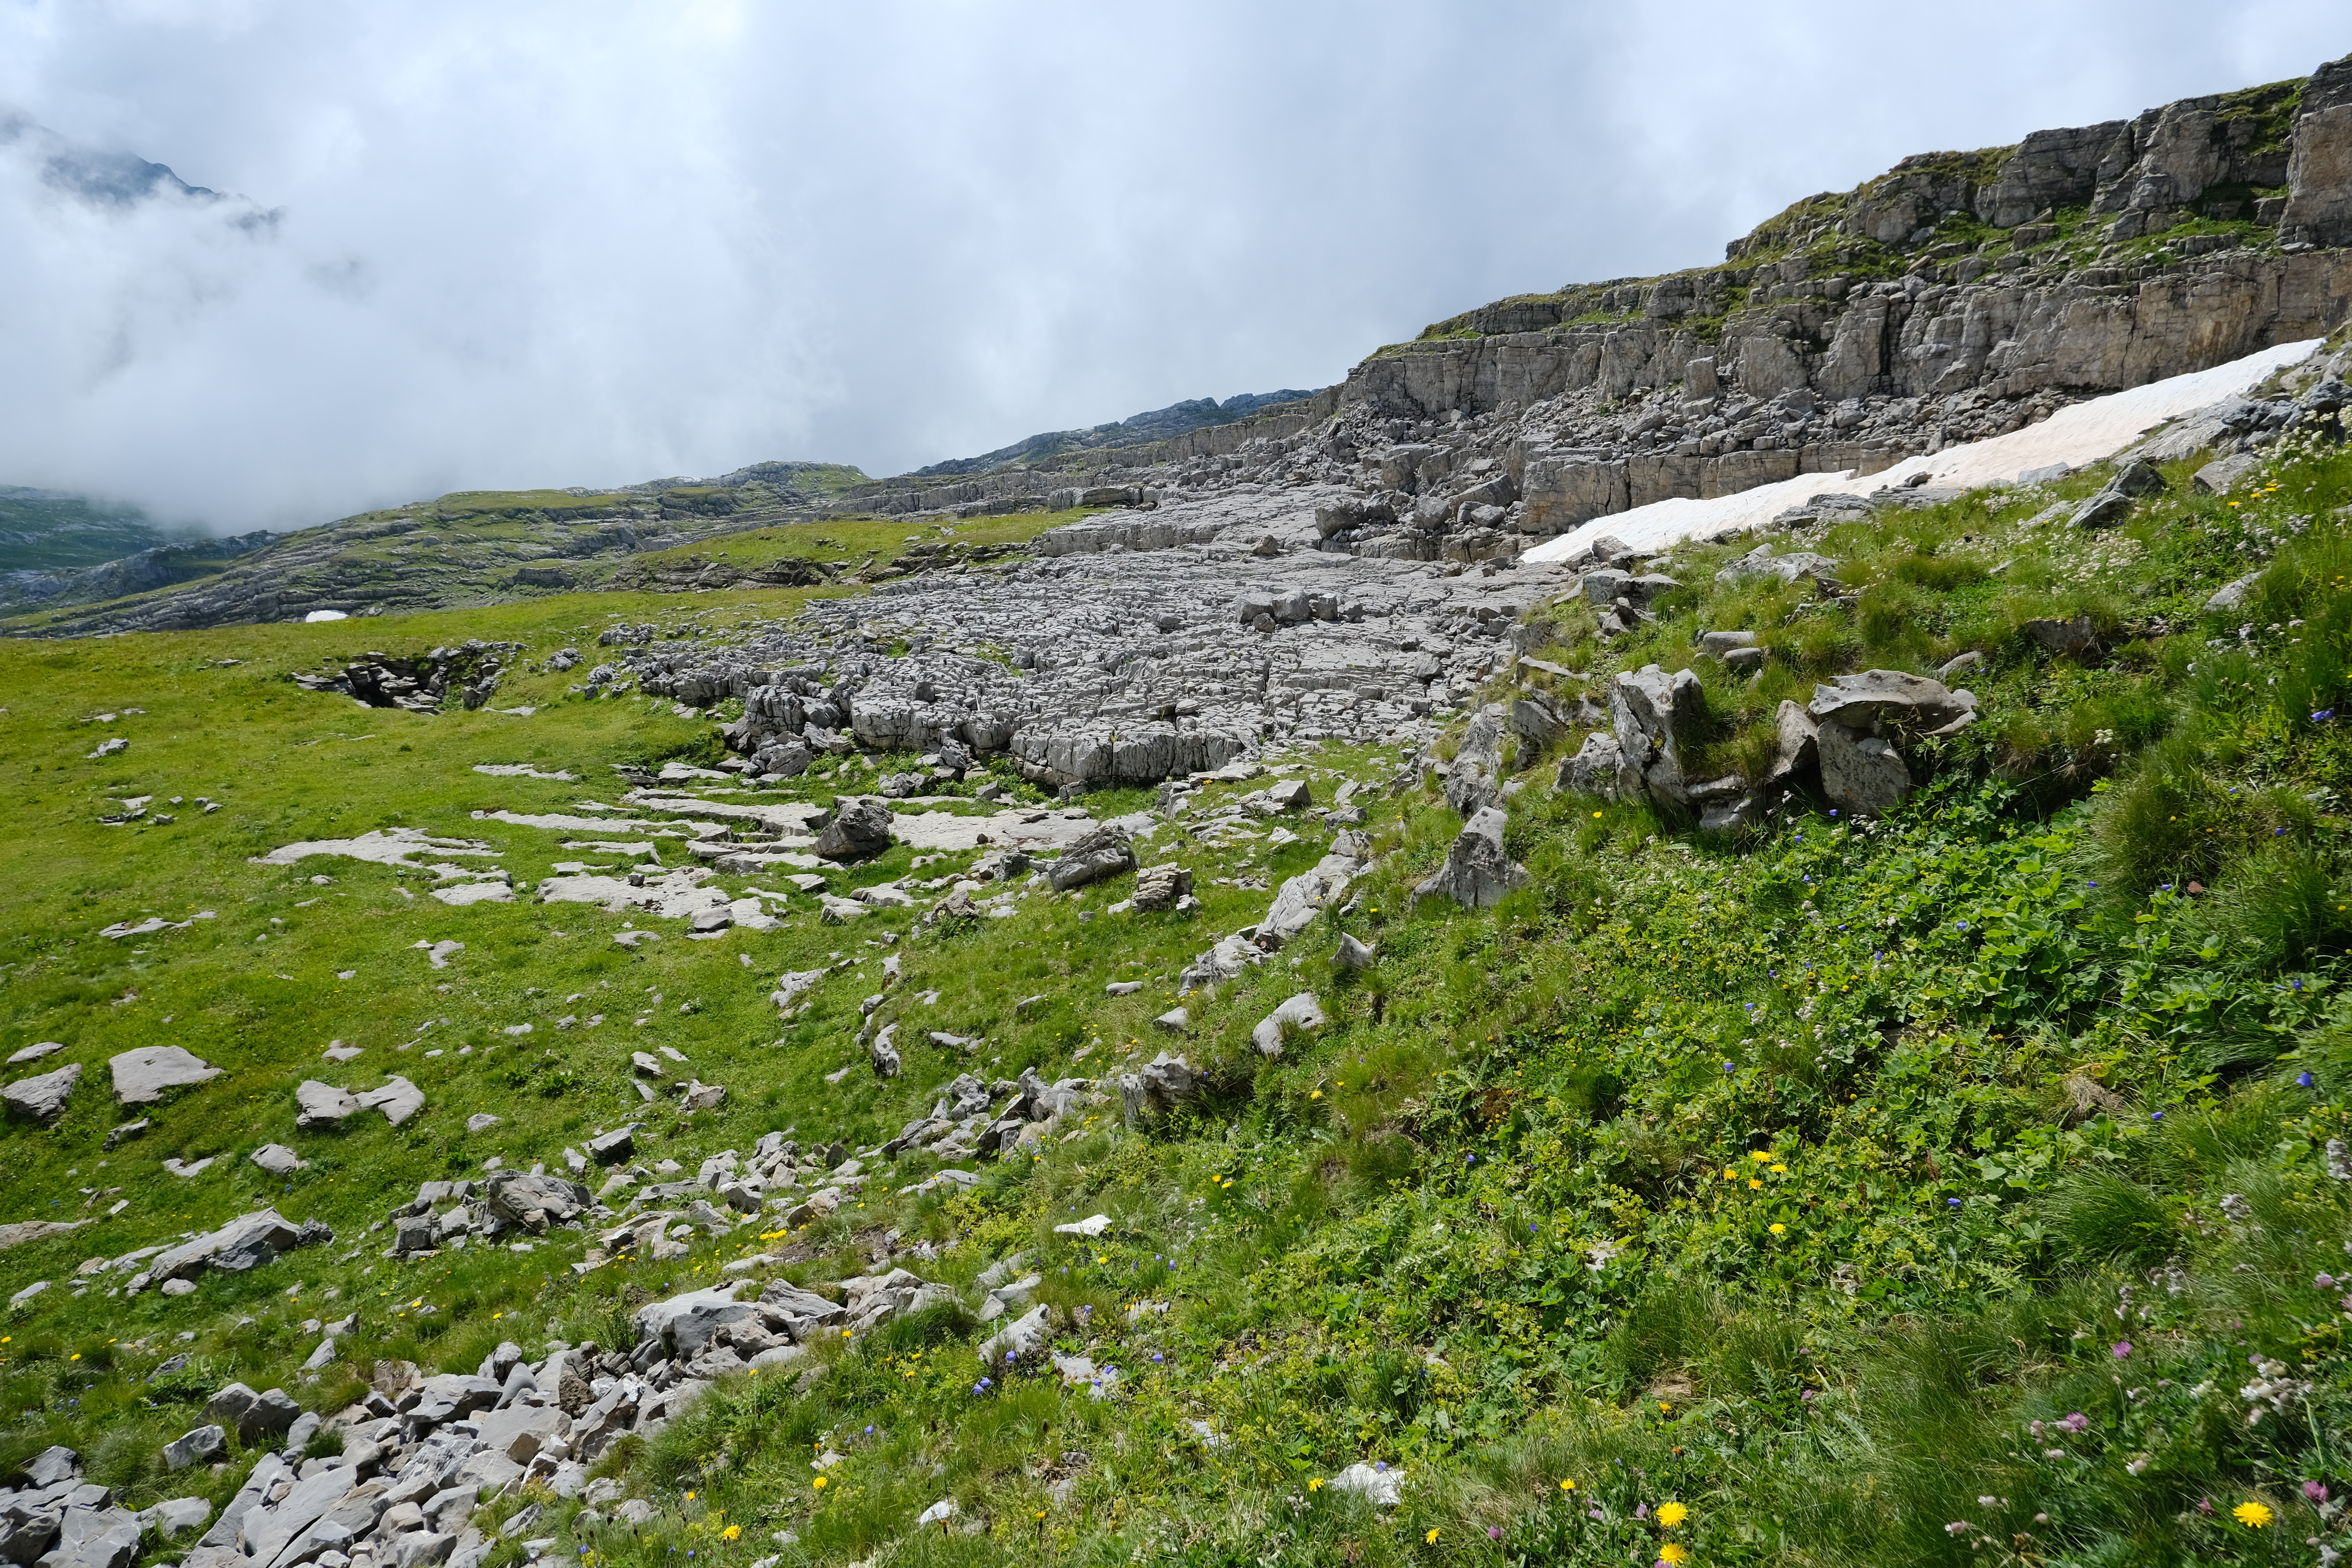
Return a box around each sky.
[0,2,2346,533]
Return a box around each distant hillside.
[913,390,1318,476]
[0,487,188,573]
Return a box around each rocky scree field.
[7,368,2352,1568]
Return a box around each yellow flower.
[1768,1164,1787,1174]
[721,1527,740,1541]
[1769,1223,1786,1236]
[1425,1528,1439,1544]
[1559,1479,1576,1492]
[684,1492,695,1501]
[1309,1478,1324,1491]
[812,1477,828,1490]
[1310,1090,1322,1100]
[1722,1168,1738,1180]
[1748,1179,1763,1190]
[2233,1501,2273,1528]
[1749,1151,1772,1163]
[1659,1546,1690,1565]
[1656,1501,1688,1528]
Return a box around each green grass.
[11,434,2352,1566]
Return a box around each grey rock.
[975,1304,1053,1369]
[294,1080,361,1129]
[22,1446,80,1486]
[813,798,894,861]
[1610,665,1705,808]
[2069,487,2135,529]
[107,1046,223,1106]
[2205,571,2263,612]
[1250,993,1327,1057]
[465,1113,501,1134]
[147,1208,308,1286]
[2022,615,2100,655]
[1556,731,1623,799]
[1117,1052,1199,1126]
[1046,823,1136,891]
[1411,806,1529,910]
[357,1076,426,1126]
[143,1497,213,1537]
[1805,670,1975,733]
[238,1387,300,1445]
[586,1127,637,1164]
[483,1171,591,1231]
[1334,932,1377,969]
[1444,707,1505,816]
[162,1425,226,1472]
[2193,452,2262,494]
[1817,720,1914,814]
[251,1144,305,1176]
[4,1063,80,1123]
[1764,700,1819,786]
[1130,862,1193,912]
[635,1284,754,1358]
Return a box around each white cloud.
[0,0,2343,531]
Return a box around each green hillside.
[3,431,2352,1568]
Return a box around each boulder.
[3,1063,80,1123]
[294,1081,360,1129]
[1117,1053,1199,1127]
[108,1047,223,1106]
[2022,615,2099,656]
[250,1144,305,1176]
[1817,720,1914,815]
[483,1171,591,1231]
[1805,671,1976,735]
[1610,665,1706,808]
[587,1126,637,1164]
[975,1304,1054,1369]
[1334,933,1377,970]
[1266,778,1313,811]
[814,798,895,861]
[237,1387,299,1446]
[1555,732,1623,799]
[870,1023,902,1080]
[2205,571,2262,612]
[2193,453,2262,494]
[1047,823,1137,891]
[162,1426,226,1472]
[1131,863,1193,912]
[1507,695,1570,755]
[1260,850,1361,944]
[357,1076,426,1126]
[143,1207,314,1286]
[1411,807,1529,910]
[1444,707,1506,816]
[1250,994,1327,1057]
[1764,700,1819,786]
[635,1284,753,1358]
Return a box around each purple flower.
[1799,1389,1816,1402]
[1635,1503,1649,1520]
[2307,1481,2332,1504]
[2113,1341,2132,1359]
[1948,1197,1962,1209]
[1489,1527,1503,1540]
[2301,1072,2317,1088]
[2316,710,2335,723]
[1152,1353,1164,1362]
[2059,1412,2089,1434]
[2151,1110,2164,1121]
[2318,1273,2338,1289]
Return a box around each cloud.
[0,0,2344,532]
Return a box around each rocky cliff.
[20,52,2352,635]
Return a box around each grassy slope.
[6,449,2352,1567]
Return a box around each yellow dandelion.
[1656,1501,1688,1528]
[1769,1223,1786,1236]
[684,1491,695,1501]
[1309,1478,1324,1491]
[1426,1528,1440,1544]
[1748,1179,1763,1190]
[812,1477,827,1490]
[2232,1501,2272,1528]
[1659,1546,1690,1565]
[1750,1151,1772,1163]
[1768,1164,1787,1174]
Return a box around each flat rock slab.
[5,1063,81,1122]
[108,1047,223,1106]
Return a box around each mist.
[0,1,2344,533]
